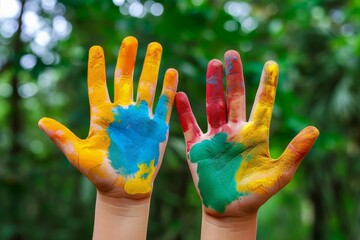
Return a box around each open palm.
[176,50,318,216]
[39,37,178,198]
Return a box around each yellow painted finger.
[154,68,178,123]
[38,117,82,168]
[249,61,278,127]
[137,42,162,110]
[114,36,138,106]
[88,46,110,109]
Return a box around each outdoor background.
[0,0,359,239]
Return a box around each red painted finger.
[175,92,202,146]
[206,59,227,130]
[224,50,246,124]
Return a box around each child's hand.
[176,50,318,217]
[39,36,178,199]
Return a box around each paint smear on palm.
[189,62,284,212]
[189,133,246,213]
[189,131,278,213]
[107,96,169,194]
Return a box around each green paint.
[189,132,246,213]
[245,154,252,162]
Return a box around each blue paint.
[154,95,169,120]
[225,56,237,75]
[206,75,219,85]
[107,96,169,175]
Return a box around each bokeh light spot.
[20,54,37,70]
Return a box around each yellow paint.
[114,36,138,106]
[264,61,278,85]
[40,115,155,194]
[137,42,162,107]
[162,69,178,123]
[88,46,109,107]
[124,160,155,194]
[233,61,295,194]
[251,61,278,127]
[39,37,179,196]
[117,79,132,106]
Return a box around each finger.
[224,50,246,123]
[38,117,82,166]
[175,92,202,146]
[278,126,319,169]
[114,36,138,106]
[137,42,162,111]
[154,68,178,123]
[206,59,226,130]
[249,61,278,127]
[88,46,111,109]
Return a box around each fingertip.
[38,117,48,130]
[174,92,201,139]
[164,68,178,91]
[88,46,105,70]
[37,117,60,139]
[224,50,243,76]
[264,60,279,73]
[89,45,104,56]
[206,59,223,81]
[176,91,187,98]
[119,36,138,56]
[224,50,240,59]
[123,36,138,46]
[38,117,57,130]
[283,126,319,165]
[263,60,278,85]
[175,92,188,106]
[306,126,320,137]
[165,68,178,78]
[300,126,320,144]
[165,68,178,83]
[208,59,222,68]
[148,42,163,54]
[176,92,193,114]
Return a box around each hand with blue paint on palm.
[39,36,178,240]
[176,50,318,239]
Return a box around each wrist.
[201,209,258,240]
[93,191,151,240]
[95,191,151,216]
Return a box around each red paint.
[224,50,245,123]
[206,60,227,129]
[175,92,201,137]
[225,50,244,95]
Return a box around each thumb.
[38,117,82,166]
[278,126,319,171]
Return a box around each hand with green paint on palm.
[176,50,319,237]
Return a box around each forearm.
[93,191,151,240]
[201,209,258,240]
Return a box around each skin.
[176,50,319,239]
[38,36,178,239]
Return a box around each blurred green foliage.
[0,0,360,239]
